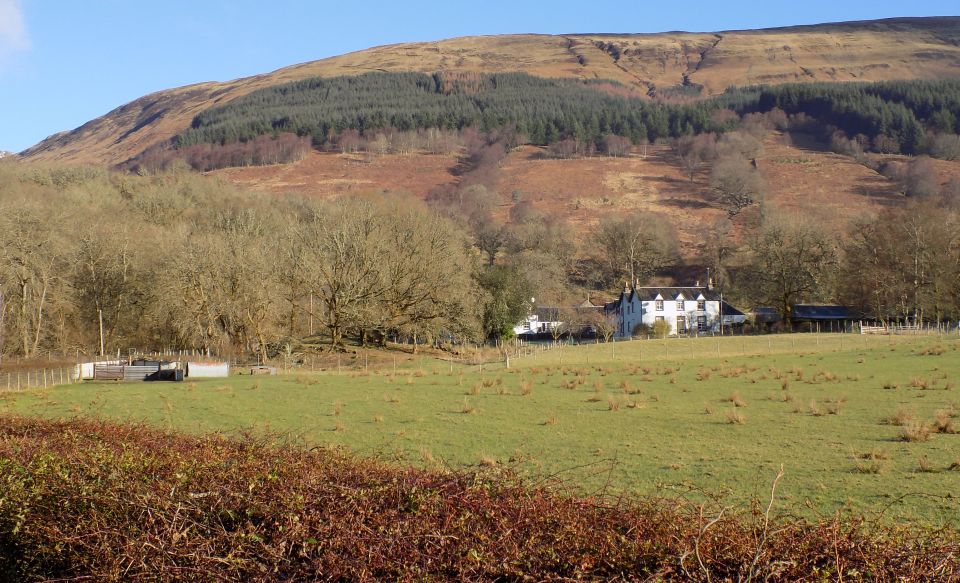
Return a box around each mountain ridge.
[20,17,960,166]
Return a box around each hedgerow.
[0,416,956,581]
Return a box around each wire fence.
[0,367,77,392]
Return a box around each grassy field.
[2,333,959,524]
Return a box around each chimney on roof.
[706,268,714,291]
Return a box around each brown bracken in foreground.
[0,415,956,581]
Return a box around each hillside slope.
[22,17,960,166]
[215,135,926,256]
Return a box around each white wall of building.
[513,314,563,336]
[616,291,725,337]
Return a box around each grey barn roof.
[791,305,855,320]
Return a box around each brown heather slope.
[22,17,960,166]
[216,134,950,258]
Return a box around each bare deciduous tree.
[739,216,838,325]
[592,213,677,288]
[674,134,716,181]
[710,155,765,216]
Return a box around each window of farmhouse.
[655,300,664,311]
[676,300,683,311]
[697,300,706,311]
[697,315,707,331]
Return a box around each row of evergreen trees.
[727,79,960,154]
[175,72,732,149]
[174,72,960,156]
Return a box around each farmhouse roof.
[578,296,600,309]
[623,286,722,302]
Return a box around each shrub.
[651,319,671,339]
[1,416,958,581]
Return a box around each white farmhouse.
[608,284,745,337]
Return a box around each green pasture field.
[3,333,959,524]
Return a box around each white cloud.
[0,0,30,61]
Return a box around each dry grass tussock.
[899,421,932,443]
[726,409,746,425]
[884,406,916,427]
[520,379,533,396]
[933,409,957,434]
[726,391,747,408]
[0,416,958,581]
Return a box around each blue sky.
[0,0,956,153]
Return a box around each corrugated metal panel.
[79,360,124,380]
[186,362,230,378]
[94,365,124,381]
[93,364,161,381]
[123,366,160,381]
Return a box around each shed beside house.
[790,305,856,332]
[752,307,782,330]
[719,302,747,328]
